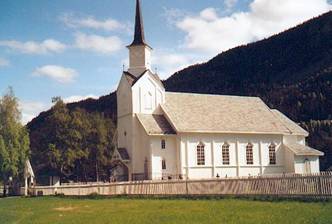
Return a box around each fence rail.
[31,172,332,198]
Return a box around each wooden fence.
[31,172,332,199]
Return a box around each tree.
[33,98,116,183]
[0,87,30,196]
[87,113,114,182]
[45,99,83,179]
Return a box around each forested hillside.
[28,11,332,176]
[164,11,332,122]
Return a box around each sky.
[0,0,331,124]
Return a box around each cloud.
[18,94,99,124]
[224,0,238,10]
[162,8,190,26]
[0,39,66,54]
[152,51,201,79]
[74,32,122,54]
[60,13,128,32]
[199,8,219,21]
[0,57,10,67]
[63,94,98,103]
[176,0,332,54]
[33,65,78,83]
[19,101,51,124]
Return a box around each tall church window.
[161,139,166,149]
[269,143,276,165]
[162,159,167,170]
[222,143,230,165]
[197,142,205,165]
[246,143,254,165]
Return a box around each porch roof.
[284,143,324,156]
[137,114,176,135]
[117,148,130,161]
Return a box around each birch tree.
[0,87,30,196]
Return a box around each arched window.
[269,143,276,165]
[197,142,205,165]
[161,139,166,149]
[222,143,230,165]
[246,143,254,165]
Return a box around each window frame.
[161,139,166,149]
[269,143,277,165]
[246,143,254,165]
[162,159,167,170]
[222,143,230,165]
[196,142,205,166]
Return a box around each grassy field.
[0,197,332,224]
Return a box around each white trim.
[215,165,238,168]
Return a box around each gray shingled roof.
[124,70,164,88]
[137,114,176,135]
[117,148,130,160]
[161,92,296,135]
[271,109,308,136]
[284,143,324,156]
[124,71,136,86]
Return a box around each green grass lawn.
[0,197,332,224]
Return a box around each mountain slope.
[28,11,332,170]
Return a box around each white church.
[112,0,324,181]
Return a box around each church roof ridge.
[165,91,261,100]
[124,69,164,89]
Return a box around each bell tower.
[127,0,152,77]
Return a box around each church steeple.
[130,0,146,47]
[127,0,152,77]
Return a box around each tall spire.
[130,0,146,46]
[127,0,152,76]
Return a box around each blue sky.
[0,0,331,124]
